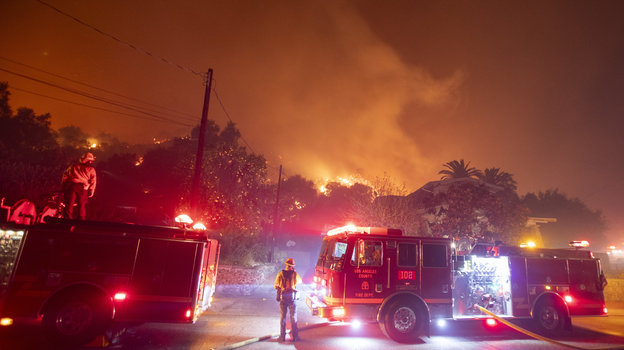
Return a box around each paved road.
[1,284,623,350]
[243,322,624,350]
[573,304,624,338]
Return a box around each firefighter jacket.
[274,269,298,293]
[63,162,97,193]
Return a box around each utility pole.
[270,164,282,263]
[190,69,213,218]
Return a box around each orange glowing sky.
[1,0,623,244]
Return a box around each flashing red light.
[327,224,358,236]
[175,214,193,224]
[332,308,345,317]
[113,292,127,301]
[326,225,402,236]
[485,318,497,327]
[185,309,192,318]
[569,240,590,248]
[192,223,207,230]
[603,306,608,315]
[564,295,573,303]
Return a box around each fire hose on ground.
[477,305,624,350]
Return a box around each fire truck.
[306,225,607,343]
[0,218,220,346]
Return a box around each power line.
[34,0,266,156]
[10,85,192,126]
[34,0,272,164]
[0,55,198,121]
[212,84,284,173]
[35,0,203,78]
[212,86,256,154]
[0,67,191,126]
[5,67,283,173]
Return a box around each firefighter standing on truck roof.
[62,152,97,220]
[274,258,300,342]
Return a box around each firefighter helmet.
[81,152,95,162]
[285,258,295,266]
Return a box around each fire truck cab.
[306,226,607,343]
[0,219,220,346]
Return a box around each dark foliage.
[522,189,607,248]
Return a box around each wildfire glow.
[317,175,370,196]
[319,184,328,195]
[337,176,353,186]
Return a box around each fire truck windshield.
[320,238,348,271]
[330,240,347,260]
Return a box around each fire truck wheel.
[380,300,426,343]
[42,292,110,346]
[533,298,566,334]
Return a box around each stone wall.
[604,278,624,303]
[215,264,279,295]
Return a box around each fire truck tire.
[532,298,566,334]
[42,292,111,346]
[380,300,426,343]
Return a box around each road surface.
[1,284,623,350]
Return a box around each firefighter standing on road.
[274,258,300,342]
[62,152,97,220]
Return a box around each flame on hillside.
[318,175,372,196]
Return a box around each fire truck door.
[568,259,604,315]
[509,256,530,317]
[396,241,419,291]
[420,243,452,305]
[346,239,385,302]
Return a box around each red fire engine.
[0,218,220,345]
[306,225,608,343]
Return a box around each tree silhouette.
[438,159,482,179]
[423,181,527,243]
[58,125,89,149]
[522,189,607,248]
[478,167,518,191]
[0,82,12,118]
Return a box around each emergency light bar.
[569,240,590,248]
[175,214,193,224]
[192,223,207,231]
[326,225,402,236]
[326,225,358,236]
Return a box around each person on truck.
[274,258,300,342]
[62,152,97,220]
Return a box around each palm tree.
[438,159,482,179]
[478,167,518,191]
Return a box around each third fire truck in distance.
[306,225,608,343]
